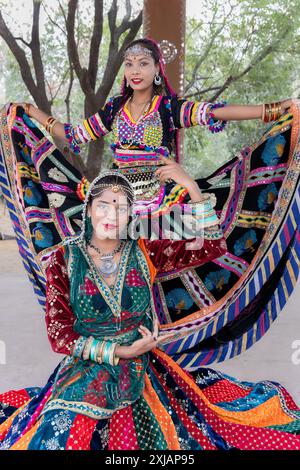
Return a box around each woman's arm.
[45,247,81,355]
[170,97,293,132]
[212,99,293,121]
[19,95,116,153]
[142,156,227,274]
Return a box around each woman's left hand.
[279,99,294,115]
[154,155,195,188]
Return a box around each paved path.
[0,238,299,407]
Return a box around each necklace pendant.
[98,256,118,277]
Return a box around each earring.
[126,79,130,87]
[154,73,162,86]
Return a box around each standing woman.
[1,169,300,450]
[19,37,294,224]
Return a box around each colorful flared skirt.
[0,349,300,450]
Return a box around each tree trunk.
[86,139,105,181]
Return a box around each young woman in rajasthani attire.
[1,170,300,451]
[1,37,300,449]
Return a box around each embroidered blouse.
[64,95,227,167]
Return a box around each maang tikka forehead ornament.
[63,170,136,246]
[124,44,154,59]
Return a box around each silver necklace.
[88,240,126,278]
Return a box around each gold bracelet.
[274,103,282,120]
[48,119,58,136]
[44,116,56,132]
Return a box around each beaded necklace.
[117,95,154,150]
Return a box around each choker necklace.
[88,240,126,278]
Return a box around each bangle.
[109,342,117,366]
[102,341,112,364]
[64,123,81,154]
[45,116,56,132]
[188,193,216,208]
[206,102,228,134]
[90,339,100,362]
[72,335,87,358]
[113,345,120,366]
[263,101,282,123]
[48,119,59,136]
[82,336,94,361]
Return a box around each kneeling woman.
[0,166,300,450]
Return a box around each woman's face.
[87,188,130,240]
[123,49,159,93]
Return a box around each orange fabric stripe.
[153,348,294,427]
[9,419,42,450]
[143,372,180,449]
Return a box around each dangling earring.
[126,79,130,87]
[154,73,162,86]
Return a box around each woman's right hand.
[18,102,35,118]
[18,102,30,112]
[118,319,176,359]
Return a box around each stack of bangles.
[45,116,59,136]
[261,102,282,123]
[72,335,120,366]
[205,102,228,133]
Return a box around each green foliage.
[183,0,300,177]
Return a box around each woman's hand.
[154,155,195,188]
[18,102,31,113]
[279,99,295,115]
[123,318,176,359]
[154,155,204,202]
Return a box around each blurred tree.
[183,0,300,177]
[0,0,142,179]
